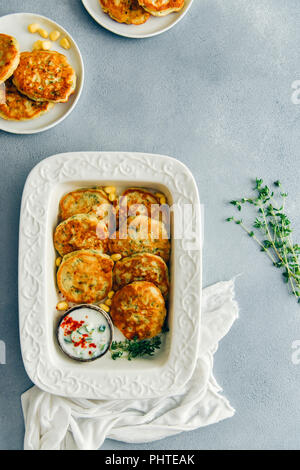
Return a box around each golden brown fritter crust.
[138,0,184,16]
[120,187,170,230]
[120,188,160,220]
[57,249,114,304]
[59,188,113,224]
[110,281,167,340]
[13,51,76,103]
[54,214,109,257]
[113,253,169,298]
[109,215,171,262]
[0,79,54,121]
[0,34,20,84]
[99,0,150,24]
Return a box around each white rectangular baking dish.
[18,152,202,399]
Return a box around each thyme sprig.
[227,178,300,303]
[111,335,162,361]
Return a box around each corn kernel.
[32,40,43,51]
[155,192,165,199]
[105,299,112,307]
[49,30,60,41]
[160,196,167,205]
[56,301,69,311]
[111,254,122,262]
[28,23,40,34]
[38,28,49,39]
[100,303,110,313]
[109,193,116,202]
[104,186,116,194]
[41,41,52,51]
[108,291,115,299]
[60,37,71,50]
[56,257,62,267]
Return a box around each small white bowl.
[57,304,114,363]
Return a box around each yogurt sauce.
[58,306,112,361]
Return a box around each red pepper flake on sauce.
[73,337,88,349]
[60,316,84,336]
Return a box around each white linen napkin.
[21,279,238,450]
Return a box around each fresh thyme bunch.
[227,178,300,303]
[111,336,162,360]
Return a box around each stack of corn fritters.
[99,0,185,25]
[54,187,171,340]
[0,33,76,121]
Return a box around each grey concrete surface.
[1,0,300,450]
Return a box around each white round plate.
[0,13,84,134]
[82,0,194,39]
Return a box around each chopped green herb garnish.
[111,335,162,361]
[64,337,72,344]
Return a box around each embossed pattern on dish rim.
[18,152,202,399]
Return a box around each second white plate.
[82,0,194,39]
[0,12,84,134]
